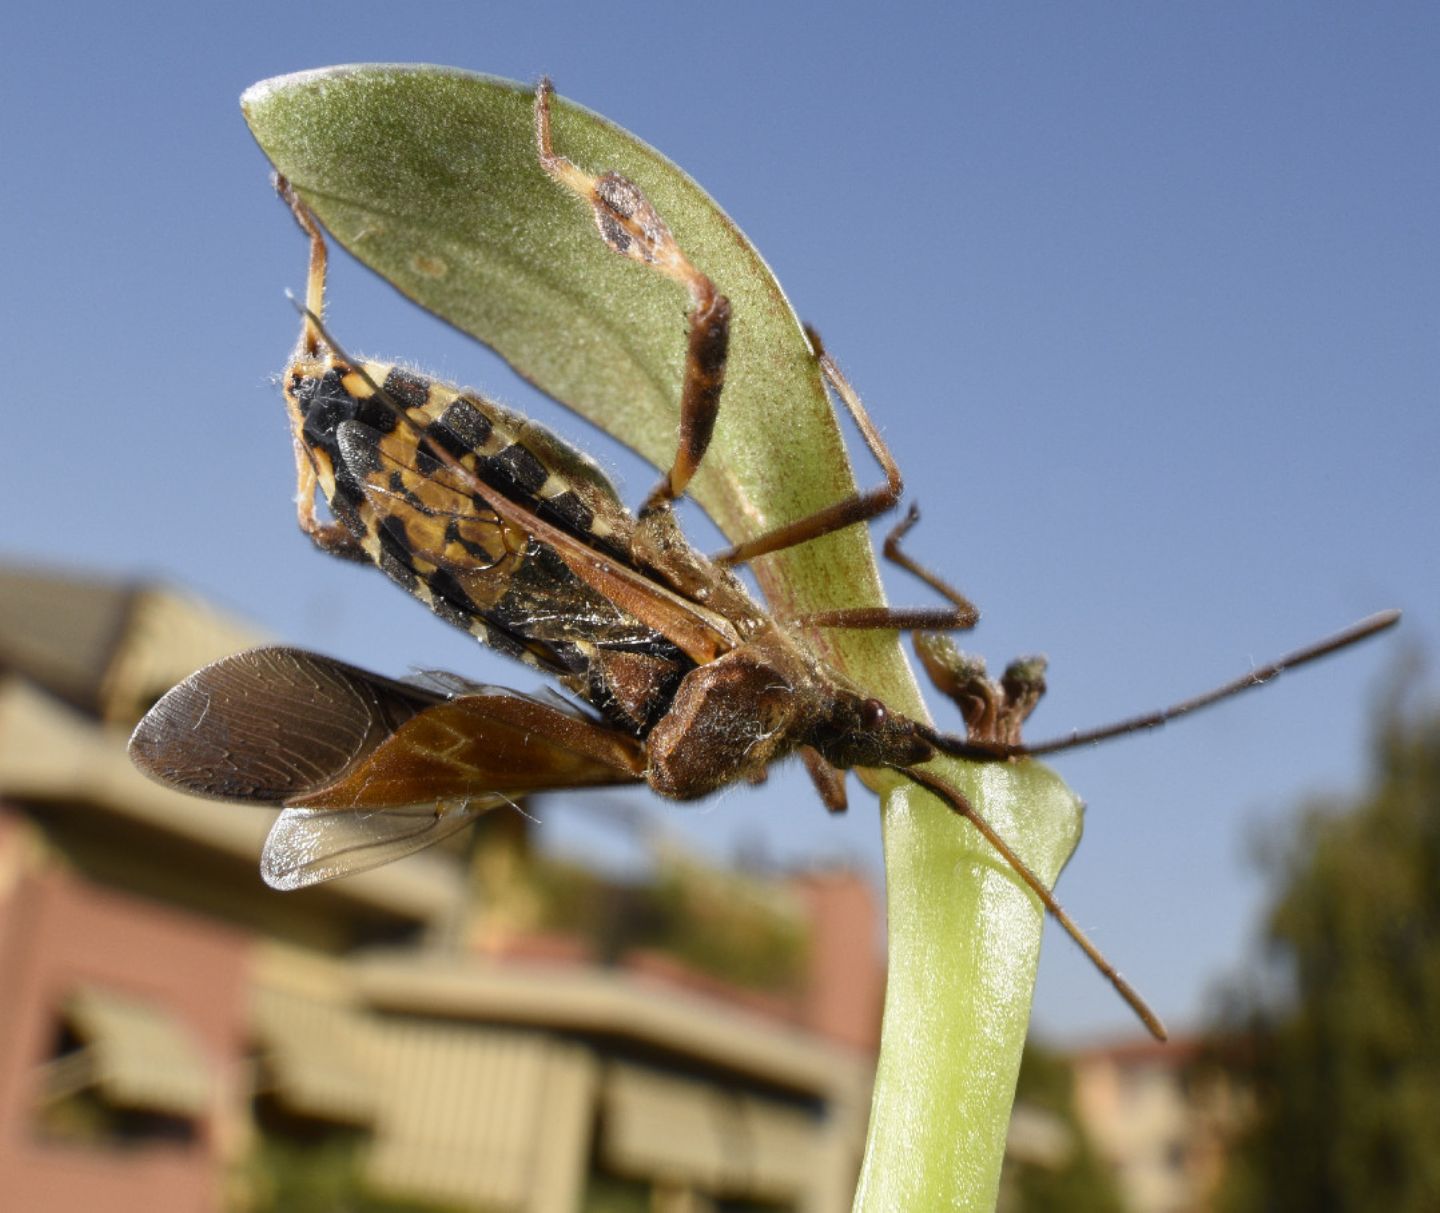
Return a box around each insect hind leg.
[538,81,978,639]
[535,79,729,514]
[534,80,966,609]
[711,335,973,632]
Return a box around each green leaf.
[242,66,858,636]
[243,65,1083,1209]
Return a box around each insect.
[130,80,1397,1039]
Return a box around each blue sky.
[5,4,1436,1040]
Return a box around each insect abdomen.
[285,356,691,722]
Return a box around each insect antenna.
[899,765,1168,1041]
[922,609,1401,762]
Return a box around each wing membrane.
[260,797,503,890]
[128,647,440,802]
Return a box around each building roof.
[0,566,137,716]
[0,564,262,723]
[351,952,873,1101]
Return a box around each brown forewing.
[289,689,646,808]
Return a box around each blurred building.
[0,565,884,1213]
[1070,1036,1244,1213]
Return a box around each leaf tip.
[241,64,374,121]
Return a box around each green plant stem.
[858,764,1081,1210]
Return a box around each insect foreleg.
[277,178,369,562]
[277,175,327,357]
[902,765,1168,1041]
[291,432,369,561]
[800,746,850,813]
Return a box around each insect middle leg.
[788,503,979,632]
[747,334,979,632]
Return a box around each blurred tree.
[1219,698,1440,1212]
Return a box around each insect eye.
[860,698,887,730]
